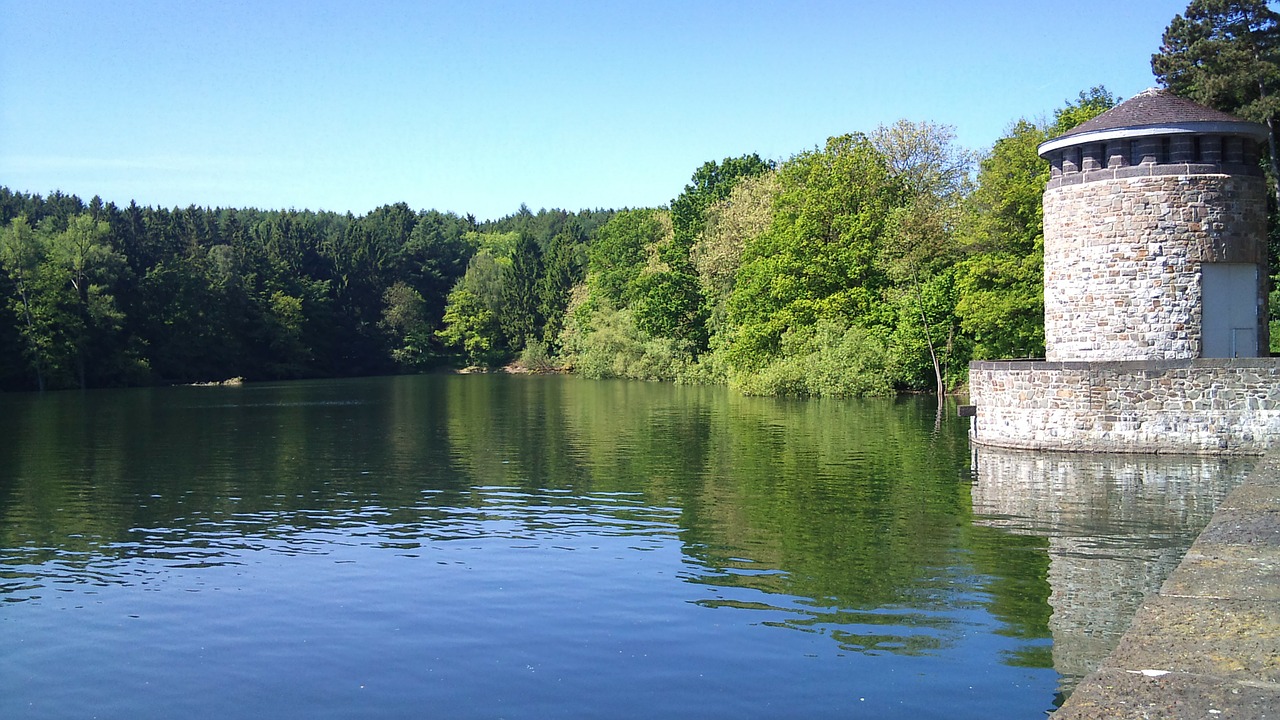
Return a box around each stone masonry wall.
[1043,174,1266,361]
[968,359,1280,455]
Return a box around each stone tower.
[1037,88,1270,361]
[967,90,1280,455]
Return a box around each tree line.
[3,0,1276,395]
[0,90,1109,395]
[550,92,1115,397]
[0,191,612,390]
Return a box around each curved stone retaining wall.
[969,359,1280,455]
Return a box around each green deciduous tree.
[566,208,697,377]
[692,172,780,310]
[873,120,975,395]
[955,89,1116,362]
[0,216,51,389]
[671,155,775,253]
[588,209,670,306]
[266,289,311,376]
[726,133,901,380]
[0,213,143,389]
[381,280,434,368]
[438,287,502,365]
[1049,86,1121,136]
[437,250,509,365]
[656,155,774,354]
[954,120,1049,360]
[558,288,685,382]
[47,214,139,387]
[732,318,895,398]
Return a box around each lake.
[0,374,1253,719]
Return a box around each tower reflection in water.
[968,446,1256,690]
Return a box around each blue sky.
[2,1,1189,221]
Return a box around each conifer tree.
[1153,0,1280,204]
[500,231,543,350]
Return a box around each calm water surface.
[0,375,1253,719]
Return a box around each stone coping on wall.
[971,358,1280,372]
[1045,162,1263,189]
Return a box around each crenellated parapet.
[1043,129,1264,189]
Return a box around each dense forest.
[4,0,1279,396]
[0,192,615,391]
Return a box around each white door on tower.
[1201,263,1259,358]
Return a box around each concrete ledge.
[1052,451,1280,718]
[1054,668,1280,719]
[968,434,1228,456]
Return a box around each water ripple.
[0,486,685,599]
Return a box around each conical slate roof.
[1059,88,1246,137]
[1039,88,1267,155]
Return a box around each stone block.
[1053,668,1280,720]
[1104,595,1280,683]
[1160,544,1280,601]
[1195,509,1280,547]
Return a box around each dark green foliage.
[536,221,586,351]
[1152,0,1280,169]
[480,206,614,246]
[500,231,544,349]
[400,209,473,332]
[1153,0,1280,210]
[0,189,507,389]
[1,84,1126,394]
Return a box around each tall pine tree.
[1153,0,1280,205]
[500,231,543,350]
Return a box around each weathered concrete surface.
[1052,451,1280,718]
